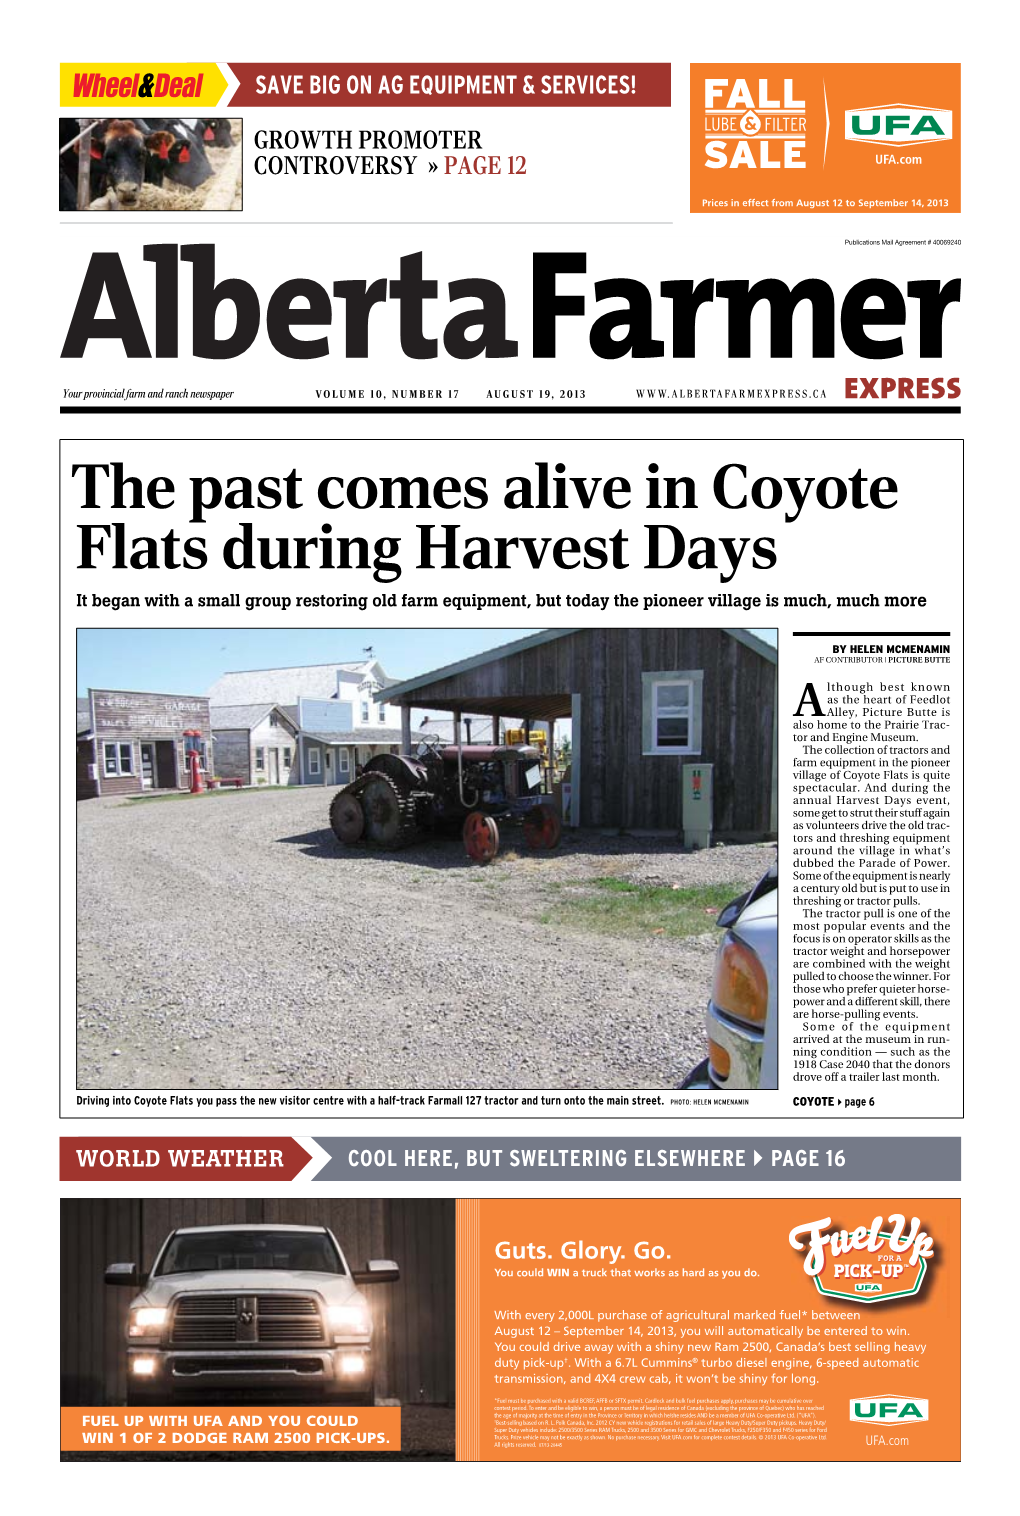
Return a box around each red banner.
[59,1137,314,1181]
[228,63,670,107]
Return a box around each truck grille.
[256,1296,324,1343]
[171,1293,325,1345]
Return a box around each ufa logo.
[850,1397,929,1423]
[845,105,953,144]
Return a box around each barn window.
[103,741,134,776]
[255,748,266,772]
[308,747,321,776]
[642,671,703,756]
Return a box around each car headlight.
[712,932,768,1026]
[129,1307,168,1337]
[328,1305,369,1333]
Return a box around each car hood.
[735,887,777,926]
[137,1271,364,1308]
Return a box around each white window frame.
[103,740,134,776]
[337,749,351,777]
[308,747,321,776]
[641,671,703,756]
[377,704,386,723]
[254,747,266,772]
[360,700,370,723]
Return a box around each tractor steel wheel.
[463,811,499,864]
[330,790,365,844]
[361,775,409,847]
[523,804,562,851]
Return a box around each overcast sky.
[76,626,778,697]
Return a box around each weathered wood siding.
[76,738,99,800]
[399,629,775,836]
[61,1199,455,1407]
[212,729,253,785]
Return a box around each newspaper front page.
[32,3,996,1503]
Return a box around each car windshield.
[156,1230,344,1276]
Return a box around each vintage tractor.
[328,740,562,863]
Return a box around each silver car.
[682,858,778,1090]
[106,1223,398,1406]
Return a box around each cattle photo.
[59,118,242,211]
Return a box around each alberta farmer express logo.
[788,1213,934,1302]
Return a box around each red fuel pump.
[184,730,206,793]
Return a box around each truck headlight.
[129,1307,167,1337]
[340,1354,367,1376]
[712,933,768,1026]
[328,1305,369,1333]
[131,1357,157,1376]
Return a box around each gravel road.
[77,790,773,1091]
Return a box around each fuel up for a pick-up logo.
[788,1213,934,1302]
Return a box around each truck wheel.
[463,811,499,863]
[523,804,562,850]
[330,790,365,844]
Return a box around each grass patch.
[122,786,296,806]
[538,877,741,939]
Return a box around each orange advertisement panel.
[463,1198,959,1460]
[60,1405,400,1453]
[690,64,960,213]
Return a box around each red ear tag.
[204,126,214,140]
[158,143,169,159]
[90,143,103,159]
[179,145,190,163]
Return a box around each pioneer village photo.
[75,627,778,1092]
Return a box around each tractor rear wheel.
[361,773,417,848]
[463,811,499,864]
[523,804,562,851]
[330,790,365,844]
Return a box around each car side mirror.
[105,1262,140,1287]
[353,1259,399,1284]
[716,894,747,930]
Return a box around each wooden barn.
[60,1198,455,1408]
[381,628,777,838]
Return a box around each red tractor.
[328,740,562,863]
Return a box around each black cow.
[59,118,105,208]
[70,119,178,208]
[196,117,234,148]
[142,118,215,189]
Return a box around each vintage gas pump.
[184,730,206,793]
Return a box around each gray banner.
[312,1136,959,1182]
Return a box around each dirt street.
[76,789,772,1091]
